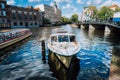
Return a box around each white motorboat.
[47,28,81,68]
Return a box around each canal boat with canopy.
[0,29,32,49]
[47,28,81,68]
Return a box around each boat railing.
[0,29,31,44]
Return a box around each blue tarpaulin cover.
[113,18,120,22]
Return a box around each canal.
[0,25,120,80]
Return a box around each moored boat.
[0,29,32,49]
[47,28,81,68]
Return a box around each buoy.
[41,40,46,63]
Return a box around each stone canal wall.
[0,29,32,49]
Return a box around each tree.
[43,18,51,24]
[114,6,120,12]
[88,6,97,21]
[61,16,71,24]
[97,6,114,21]
[71,14,79,23]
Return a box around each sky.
[6,0,120,19]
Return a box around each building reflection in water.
[0,37,32,62]
[111,46,120,67]
[48,52,80,80]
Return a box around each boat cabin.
[51,28,68,34]
[50,33,76,43]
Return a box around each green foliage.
[71,14,79,22]
[97,6,114,21]
[115,6,120,12]
[61,16,72,24]
[43,18,51,24]
[88,6,98,21]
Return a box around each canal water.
[0,25,120,80]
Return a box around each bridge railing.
[77,21,119,26]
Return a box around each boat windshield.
[51,36,57,42]
[58,35,69,42]
[70,35,75,42]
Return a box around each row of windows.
[13,22,38,26]
[12,13,37,20]
[12,10,37,15]
[0,11,6,16]
[0,24,8,28]
[0,3,5,9]
[0,18,7,23]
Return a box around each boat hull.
[0,32,32,50]
[49,50,74,69]
[48,50,80,80]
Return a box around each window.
[20,22,23,26]
[0,18,3,23]
[58,35,69,42]
[70,36,75,42]
[51,36,57,42]
[34,15,36,20]
[0,11,2,16]
[0,11,6,16]
[1,3,5,9]
[35,22,37,25]
[30,15,32,20]
[12,13,16,19]
[30,22,33,25]
[25,22,28,26]
[24,14,27,20]
[14,22,17,26]
[4,19,7,23]
[18,14,22,20]
[2,11,6,16]
[0,4,1,8]
[12,10,16,13]
[0,3,5,9]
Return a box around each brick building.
[7,5,43,28]
[0,0,43,28]
[0,0,9,28]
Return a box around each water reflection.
[111,46,120,66]
[0,37,31,62]
[0,25,119,80]
[105,33,120,46]
[88,30,105,39]
[48,52,80,80]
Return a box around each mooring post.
[41,40,46,63]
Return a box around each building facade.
[81,7,95,22]
[109,4,118,11]
[0,0,9,28]
[113,12,120,22]
[36,3,62,24]
[7,6,43,28]
[0,0,43,28]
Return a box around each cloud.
[87,0,91,5]
[28,0,41,2]
[50,2,54,6]
[62,4,77,12]
[63,11,81,18]
[7,0,15,5]
[53,0,71,3]
[87,0,103,5]
[77,0,84,4]
[64,13,73,18]
[98,0,120,8]
[94,0,103,5]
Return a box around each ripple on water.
[0,25,114,80]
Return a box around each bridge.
[76,22,120,33]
